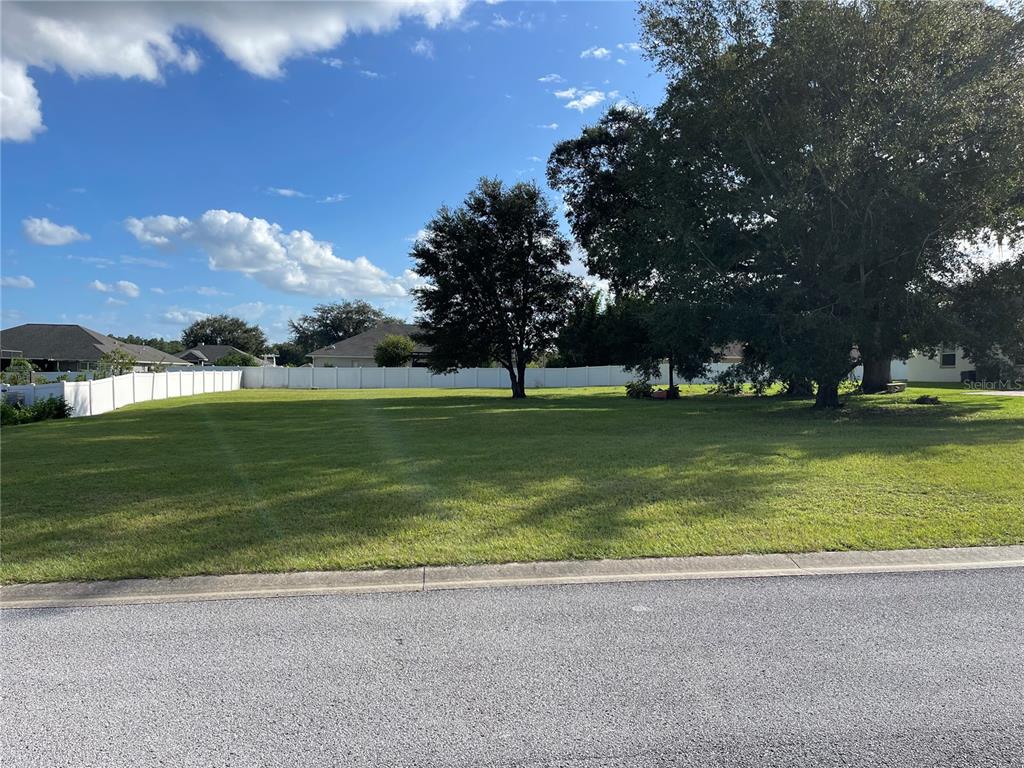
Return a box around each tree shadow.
[2,388,1022,582]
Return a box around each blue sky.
[1,1,665,342]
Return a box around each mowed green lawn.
[2,385,1022,583]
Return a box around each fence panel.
[91,378,115,415]
[63,381,91,416]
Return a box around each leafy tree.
[553,0,1024,407]
[549,290,659,372]
[111,335,184,355]
[97,348,137,377]
[181,315,267,356]
[215,351,262,367]
[2,358,36,385]
[374,335,416,367]
[412,178,582,398]
[288,301,398,352]
[270,341,307,367]
[549,105,739,386]
[948,254,1024,378]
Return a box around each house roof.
[0,323,188,366]
[309,322,428,358]
[177,345,247,364]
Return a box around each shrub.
[0,396,71,425]
[1,400,27,425]
[663,384,681,400]
[3,358,36,385]
[29,397,73,421]
[625,379,653,399]
[374,335,415,367]
[215,351,262,367]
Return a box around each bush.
[1,400,26,425]
[374,335,415,367]
[663,384,681,400]
[625,379,653,399]
[1,396,72,426]
[215,351,262,367]
[2,358,36,385]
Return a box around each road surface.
[3,569,1022,767]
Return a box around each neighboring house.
[177,345,262,366]
[0,323,187,372]
[900,346,978,383]
[309,323,429,367]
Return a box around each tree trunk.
[783,377,814,398]
[813,380,842,409]
[508,362,527,399]
[860,353,892,394]
[667,353,674,390]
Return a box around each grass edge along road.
[2,384,1022,584]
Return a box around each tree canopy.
[412,178,581,398]
[550,0,1024,407]
[181,315,268,356]
[373,335,416,367]
[288,301,398,353]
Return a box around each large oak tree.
[412,178,581,398]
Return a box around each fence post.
[359,366,363,389]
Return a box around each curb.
[3,545,1023,610]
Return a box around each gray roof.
[309,322,428,358]
[0,324,188,366]
[178,345,247,364]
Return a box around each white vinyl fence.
[234,362,735,390]
[3,369,242,417]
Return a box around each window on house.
[940,346,957,368]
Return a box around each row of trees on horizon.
[116,0,1024,406]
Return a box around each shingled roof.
[0,324,187,366]
[177,345,250,364]
[309,323,428,359]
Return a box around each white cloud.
[318,193,350,203]
[1,275,35,289]
[617,42,641,52]
[22,217,90,246]
[162,307,210,325]
[195,286,231,297]
[89,279,140,298]
[105,297,126,306]
[537,122,559,130]
[555,86,607,112]
[321,57,346,69]
[580,46,611,60]
[68,254,113,268]
[124,214,190,247]
[121,255,169,268]
[267,187,308,198]
[126,209,419,299]
[1,59,43,141]
[565,90,602,112]
[151,287,166,294]
[411,38,435,58]
[538,73,564,83]
[360,69,383,79]
[1,1,467,141]
[617,58,627,66]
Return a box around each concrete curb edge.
[3,545,1023,610]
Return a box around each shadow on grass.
[2,389,1022,582]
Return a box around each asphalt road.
[3,569,1022,767]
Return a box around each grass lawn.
[2,384,1022,584]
